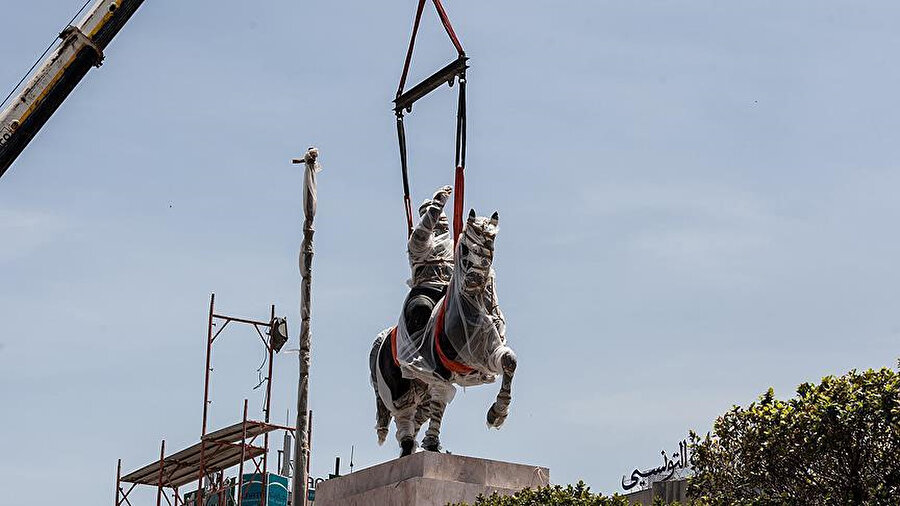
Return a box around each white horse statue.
[369,209,517,456]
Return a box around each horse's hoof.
[400,437,416,457]
[486,403,508,428]
[422,435,441,452]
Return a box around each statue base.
[313,451,550,506]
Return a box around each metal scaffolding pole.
[290,147,321,506]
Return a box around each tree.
[689,362,900,505]
[448,481,632,506]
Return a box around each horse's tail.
[370,328,394,445]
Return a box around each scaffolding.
[115,294,296,506]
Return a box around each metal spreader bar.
[394,56,468,115]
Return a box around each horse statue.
[369,209,517,456]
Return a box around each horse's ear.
[490,211,499,226]
[468,209,476,222]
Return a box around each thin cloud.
[0,209,66,263]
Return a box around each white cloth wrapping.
[406,190,454,290]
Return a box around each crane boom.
[0,0,146,179]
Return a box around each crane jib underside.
[0,0,146,178]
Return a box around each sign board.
[240,473,289,506]
[621,439,691,491]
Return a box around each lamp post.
[290,147,321,506]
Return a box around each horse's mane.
[453,213,499,301]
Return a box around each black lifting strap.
[394,0,468,240]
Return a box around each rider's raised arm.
[408,185,452,254]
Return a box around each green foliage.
[447,481,632,506]
[689,362,900,505]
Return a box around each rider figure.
[403,185,454,337]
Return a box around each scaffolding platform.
[121,420,292,488]
[115,294,298,506]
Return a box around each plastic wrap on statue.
[371,208,518,456]
[406,187,454,290]
[396,213,510,386]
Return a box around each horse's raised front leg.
[421,382,456,452]
[487,350,517,428]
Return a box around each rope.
[0,0,94,111]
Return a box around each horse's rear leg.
[375,395,391,445]
[413,393,431,435]
[370,329,393,445]
[487,350,517,428]
[422,383,456,452]
[394,404,417,456]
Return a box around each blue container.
[240,473,289,506]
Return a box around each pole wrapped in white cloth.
[291,147,321,506]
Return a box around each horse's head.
[457,209,499,294]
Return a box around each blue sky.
[2,1,900,504]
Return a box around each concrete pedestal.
[313,452,549,506]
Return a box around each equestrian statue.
[369,186,517,457]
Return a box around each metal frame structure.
[393,0,469,241]
[116,294,295,506]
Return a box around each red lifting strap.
[453,165,465,245]
[390,326,401,367]
[391,307,475,375]
[433,297,476,375]
[432,0,465,56]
